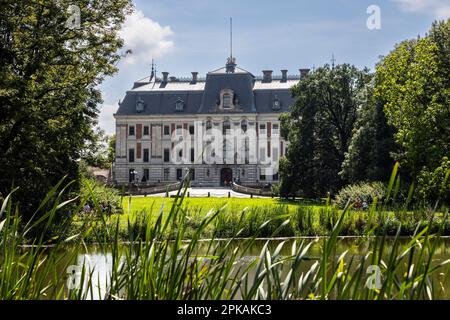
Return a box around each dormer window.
[219,89,235,111]
[273,95,281,111]
[223,93,232,109]
[175,97,184,111]
[136,97,145,113]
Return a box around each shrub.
[334,181,386,209]
[79,178,123,216]
[416,157,450,206]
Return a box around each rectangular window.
[189,125,195,135]
[273,173,279,181]
[164,148,170,163]
[164,125,170,136]
[260,174,266,181]
[143,148,149,163]
[260,124,266,135]
[143,126,149,136]
[176,169,183,180]
[273,147,279,162]
[129,125,135,136]
[260,147,266,162]
[190,148,195,163]
[129,148,135,163]
[272,124,279,135]
[143,169,149,182]
[164,168,170,181]
[189,169,195,181]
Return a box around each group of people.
[354,199,369,210]
[82,202,112,215]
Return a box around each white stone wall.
[112,114,287,186]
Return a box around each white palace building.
[112,57,309,187]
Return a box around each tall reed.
[0,171,449,300]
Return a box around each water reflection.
[70,237,450,300]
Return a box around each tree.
[280,64,372,198]
[107,134,116,165]
[0,1,133,218]
[375,20,450,204]
[341,80,398,183]
[80,128,114,169]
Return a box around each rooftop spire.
[226,17,236,73]
[331,53,336,69]
[230,17,233,60]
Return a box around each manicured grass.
[118,196,323,228]
[122,196,320,215]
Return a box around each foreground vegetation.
[74,195,450,242]
[1,172,449,300]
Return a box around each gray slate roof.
[115,63,299,116]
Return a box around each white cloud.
[119,10,174,65]
[393,0,450,19]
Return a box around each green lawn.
[117,196,324,228]
[122,196,315,214]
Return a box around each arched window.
[136,97,145,113]
[223,93,232,109]
[223,119,231,135]
[241,119,248,133]
[219,89,234,110]
[272,95,281,111]
[175,97,184,111]
[205,119,212,135]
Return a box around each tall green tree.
[0,0,133,217]
[341,80,398,183]
[375,20,450,204]
[280,64,372,198]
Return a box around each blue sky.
[98,0,450,134]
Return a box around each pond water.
[58,237,450,300]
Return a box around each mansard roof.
[115,60,301,116]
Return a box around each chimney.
[300,69,310,79]
[281,70,288,83]
[262,70,273,83]
[162,72,169,83]
[191,72,198,84]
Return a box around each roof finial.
[331,53,336,69]
[150,58,156,82]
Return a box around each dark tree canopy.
[279,64,372,198]
[340,80,398,184]
[0,0,133,217]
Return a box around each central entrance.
[220,168,233,187]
